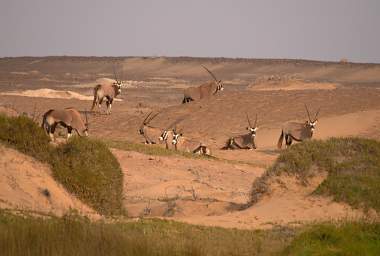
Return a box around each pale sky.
[1,0,379,63]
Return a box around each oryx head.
[171,126,182,145]
[112,65,123,95]
[246,113,258,136]
[159,130,170,141]
[304,104,320,134]
[160,117,186,142]
[202,65,224,93]
[246,113,258,148]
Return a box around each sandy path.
[0,145,99,218]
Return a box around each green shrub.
[0,114,124,216]
[282,222,380,256]
[52,138,124,215]
[251,138,380,212]
[0,114,51,160]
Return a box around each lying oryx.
[41,107,88,141]
[139,112,162,144]
[171,129,211,155]
[222,114,258,150]
[91,68,123,115]
[277,105,320,149]
[182,65,224,103]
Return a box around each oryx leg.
[285,134,292,148]
[97,97,104,114]
[49,123,58,141]
[224,138,234,150]
[67,126,73,139]
[106,97,113,115]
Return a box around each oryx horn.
[201,65,218,82]
[304,104,312,122]
[112,65,119,84]
[246,112,253,127]
[314,108,321,120]
[143,112,153,124]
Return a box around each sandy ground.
[0,57,380,228]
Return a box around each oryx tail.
[91,84,102,111]
[277,130,284,149]
[41,109,54,131]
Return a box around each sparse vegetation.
[0,114,124,215]
[1,209,379,256]
[251,138,380,212]
[282,221,380,255]
[0,209,293,256]
[107,140,213,159]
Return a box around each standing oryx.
[41,107,89,141]
[277,105,320,149]
[222,114,258,150]
[139,112,162,144]
[171,128,211,155]
[182,65,224,103]
[158,117,186,150]
[91,67,123,115]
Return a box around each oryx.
[91,67,123,115]
[171,128,211,155]
[182,65,224,103]
[41,107,89,141]
[158,117,187,150]
[222,114,258,150]
[277,105,320,149]
[139,112,163,144]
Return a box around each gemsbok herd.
[41,65,320,155]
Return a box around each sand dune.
[249,81,338,91]
[174,173,364,229]
[0,145,99,218]
[1,89,93,101]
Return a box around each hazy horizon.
[1,0,379,63]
